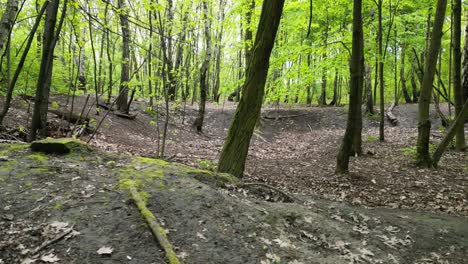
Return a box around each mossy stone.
[30,138,90,154]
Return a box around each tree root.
[128,185,182,264]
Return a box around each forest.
[0,0,467,263]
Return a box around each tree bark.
[452,0,466,150]
[29,0,67,141]
[193,0,211,133]
[218,0,285,178]
[416,0,447,167]
[432,98,468,166]
[116,0,130,113]
[400,44,412,103]
[0,0,19,53]
[0,1,48,126]
[365,64,374,114]
[336,0,364,174]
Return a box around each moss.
[31,167,53,175]
[0,160,17,174]
[135,156,169,168]
[30,138,90,154]
[0,143,28,156]
[26,153,48,162]
[53,202,63,210]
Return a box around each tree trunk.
[432,98,468,166]
[0,1,48,126]
[212,0,226,102]
[365,64,374,114]
[377,0,385,142]
[400,44,412,103]
[0,0,19,53]
[193,0,211,133]
[452,0,466,150]
[116,0,130,113]
[217,0,285,178]
[416,0,447,167]
[329,68,338,106]
[30,0,66,141]
[319,17,329,106]
[462,10,468,107]
[336,0,364,174]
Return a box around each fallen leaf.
[97,246,113,255]
[40,254,60,263]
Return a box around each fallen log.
[115,112,137,120]
[48,109,89,124]
[386,103,398,126]
[262,113,307,120]
[128,184,182,264]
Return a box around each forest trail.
[2,96,468,218]
[0,142,467,264]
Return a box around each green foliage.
[196,159,216,171]
[367,136,379,142]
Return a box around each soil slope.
[1,142,467,264]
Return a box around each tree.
[336,0,364,174]
[116,0,130,113]
[0,0,19,54]
[452,0,466,150]
[0,1,49,125]
[217,0,285,178]
[416,0,447,167]
[193,0,211,133]
[29,0,67,141]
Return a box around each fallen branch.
[128,184,182,264]
[262,113,307,120]
[31,227,73,255]
[48,109,89,124]
[240,183,301,203]
[386,103,398,126]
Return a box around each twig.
[32,227,73,255]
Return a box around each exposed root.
[128,185,182,264]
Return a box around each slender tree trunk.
[336,0,364,174]
[378,0,385,141]
[416,0,447,167]
[193,0,211,132]
[0,0,19,53]
[30,0,67,141]
[86,1,100,115]
[462,11,468,112]
[319,16,329,106]
[218,0,285,178]
[432,98,468,166]
[365,64,374,114]
[329,68,338,106]
[0,1,48,125]
[212,0,226,102]
[452,0,466,150]
[400,44,412,103]
[116,0,130,113]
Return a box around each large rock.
[30,138,90,154]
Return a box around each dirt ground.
[0,141,467,264]
[1,96,467,218]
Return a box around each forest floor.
[0,95,467,263]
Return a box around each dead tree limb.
[128,184,182,264]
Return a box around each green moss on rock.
[30,138,90,154]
